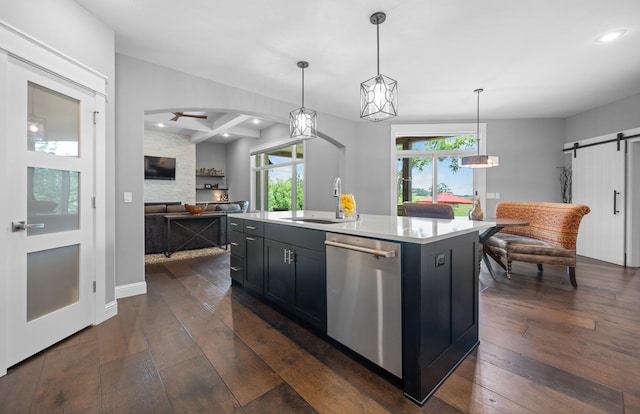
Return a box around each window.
[251,140,305,212]
[390,123,487,216]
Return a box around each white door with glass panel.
[6,59,95,366]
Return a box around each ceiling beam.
[191,114,251,144]
[226,126,260,138]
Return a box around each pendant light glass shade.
[360,12,397,122]
[458,154,499,168]
[290,61,317,139]
[459,88,499,168]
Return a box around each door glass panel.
[265,146,292,166]
[27,244,80,321]
[266,166,292,211]
[28,167,80,235]
[27,82,80,157]
[395,135,476,151]
[436,156,473,217]
[255,170,262,210]
[295,164,304,211]
[397,156,433,205]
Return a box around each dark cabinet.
[402,231,479,404]
[290,245,326,329]
[263,224,326,332]
[228,217,264,295]
[229,218,245,285]
[244,234,264,295]
[264,239,291,308]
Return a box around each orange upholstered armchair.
[486,202,590,287]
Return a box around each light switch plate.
[124,192,132,203]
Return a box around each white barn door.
[572,141,625,265]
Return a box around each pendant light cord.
[376,20,380,75]
[477,89,480,155]
[475,88,483,156]
[301,66,305,108]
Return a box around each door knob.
[12,221,45,232]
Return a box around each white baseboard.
[104,300,118,319]
[115,281,147,299]
[94,299,118,324]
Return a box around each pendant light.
[360,11,398,121]
[290,61,317,139]
[459,88,499,168]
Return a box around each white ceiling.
[75,0,640,142]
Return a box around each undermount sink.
[280,217,343,224]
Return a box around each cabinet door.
[292,246,326,331]
[229,230,245,257]
[244,236,264,295]
[264,239,292,309]
[230,254,244,284]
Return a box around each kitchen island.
[228,210,493,405]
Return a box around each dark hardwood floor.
[1,252,639,413]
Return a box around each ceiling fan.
[170,111,208,122]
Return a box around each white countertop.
[233,210,495,244]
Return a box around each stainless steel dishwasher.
[325,232,402,378]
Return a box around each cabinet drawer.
[244,220,264,236]
[230,254,244,284]
[229,231,245,257]
[229,217,244,230]
[264,223,325,251]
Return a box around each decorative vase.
[468,193,484,221]
[340,193,357,219]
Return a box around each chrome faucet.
[333,177,344,219]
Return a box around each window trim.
[390,123,487,215]
[250,138,306,212]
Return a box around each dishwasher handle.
[324,240,396,258]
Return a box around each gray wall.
[1,0,117,303]
[116,54,355,287]
[195,141,227,203]
[484,119,566,214]
[226,138,253,203]
[565,92,640,142]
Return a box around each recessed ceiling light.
[252,119,260,124]
[222,133,230,137]
[155,123,165,128]
[596,29,627,43]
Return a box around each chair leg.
[537,264,543,272]
[507,260,512,279]
[567,267,578,288]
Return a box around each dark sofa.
[144,201,248,254]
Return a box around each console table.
[164,213,227,257]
